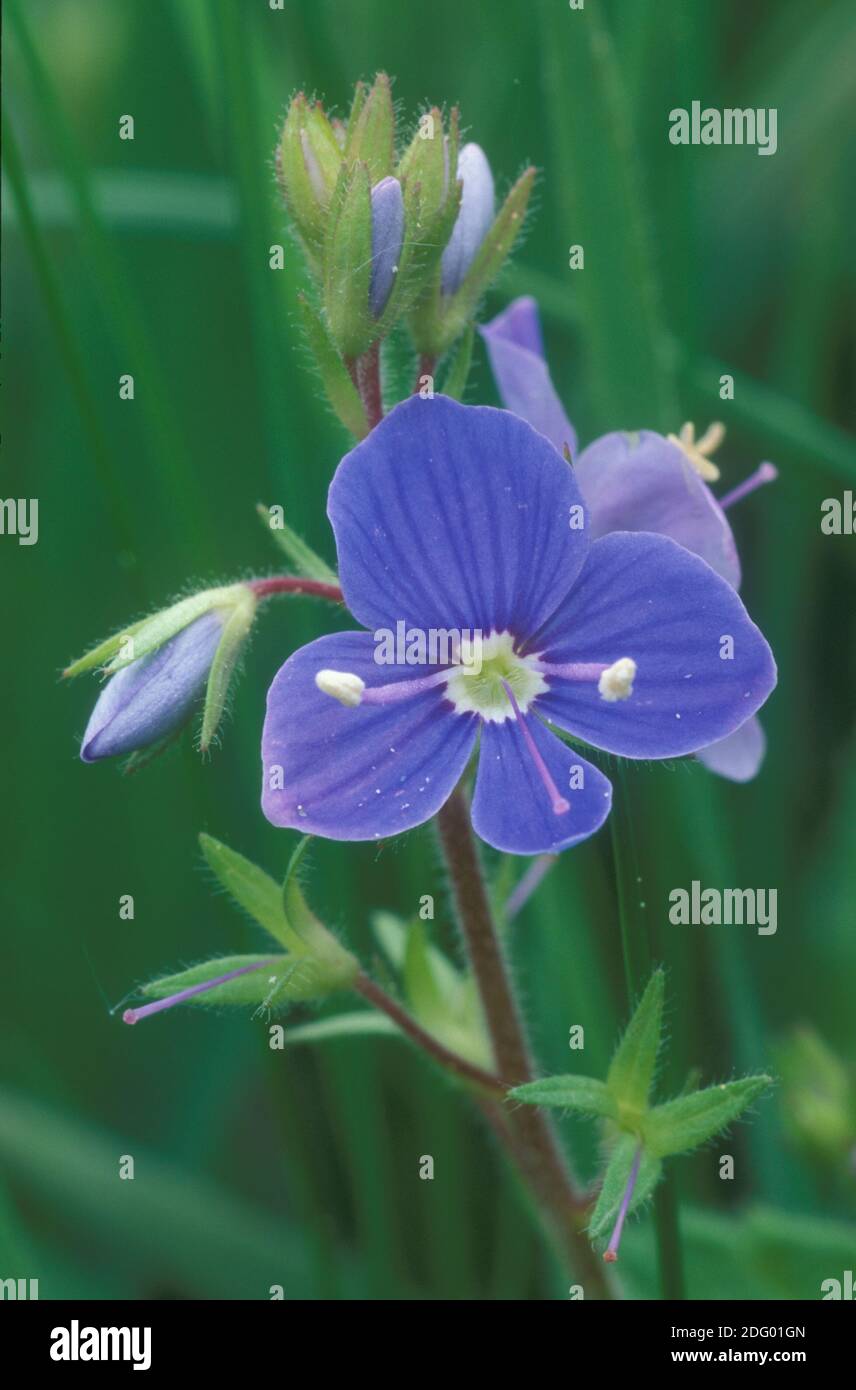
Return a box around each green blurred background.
[3,0,855,1300]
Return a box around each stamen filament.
[603,1144,643,1263]
[361,668,453,704]
[718,461,778,511]
[501,680,570,816]
[123,959,277,1025]
[532,660,608,682]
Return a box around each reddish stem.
[355,341,384,429]
[248,576,343,603]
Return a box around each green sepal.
[509,1075,618,1120]
[199,832,307,955]
[276,94,342,254]
[606,968,664,1121]
[440,324,475,400]
[102,586,241,674]
[641,1075,773,1159]
[397,107,448,222]
[199,587,257,752]
[283,1013,400,1046]
[588,1135,663,1243]
[324,162,374,357]
[281,838,358,989]
[64,585,245,679]
[413,165,535,356]
[255,500,339,582]
[342,72,394,183]
[296,293,369,439]
[141,954,327,1010]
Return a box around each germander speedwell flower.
[261,396,776,854]
[482,296,779,782]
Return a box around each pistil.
[123,959,277,1025]
[501,680,570,816]
[603,1144,643,1263]
[718,461,778,511]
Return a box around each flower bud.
[369,176,404,317]
[276,94,342,254]
[80,610,225,762]
[440,143,495,295]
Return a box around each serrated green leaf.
[606,968,664,1118]
[295,294,369,439]
[642,1076,773,1159]
[508,1074,618,1119]
[283,1012,400,1046]
[199,832,305,953]
[588,1134,662,1243]
[141,954,324,1010]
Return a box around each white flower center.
[444,631,546,723]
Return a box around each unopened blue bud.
[440,143,495,295]
[81,611,225,761]
[369,175,404,317]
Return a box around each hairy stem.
[354,972,505,1097]
[354,340,384,429]
[436,786,613,1297]
[249,576,343,602]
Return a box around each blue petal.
[369,176,404,317]
[531,532,776,758]
[480,296,578,457]
[471,717,612,854]
[81,612,223,761]
[696,715,766,782]
[261,631,477,840]
[440,143,495,295]
[328,394,589,638]
[575,430,741,588]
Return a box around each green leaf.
[508,1075,617,1119]
[588,1135,663,1243]
[403,921,447,1032]
[606,968,664,1117]
[142,954,325,1009]
[642,1076,773,1159]
[199,832,305,953]
[441,324,475,400]
[295,294,369,440]
[371,910,408,970]
[282,1012,400,1045]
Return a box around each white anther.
[315,669,365,707]
[598,658,637,703]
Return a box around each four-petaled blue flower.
[261,396,776,854]
[482,296,779,782]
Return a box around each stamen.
[123,959,276,1025]
[598,657,637,703]
[316,667,453,708]
[718,461,778,511]
[603,1144,643,1263]
[667,420,723,482]
[315,669,366,706]
[505,853,559,920]
[501,680,570,816]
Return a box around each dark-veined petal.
[480,296,578,458]
[575,430,741,587]
[530,532,776,758]
[471,717,612,854]
[328,394,589,637]
[696,714,766,782]
[261,631,477,840]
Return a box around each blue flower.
[369,175,404,317]
[440,143,495,295]
[482,297,779,782]
[261,396,776,854]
